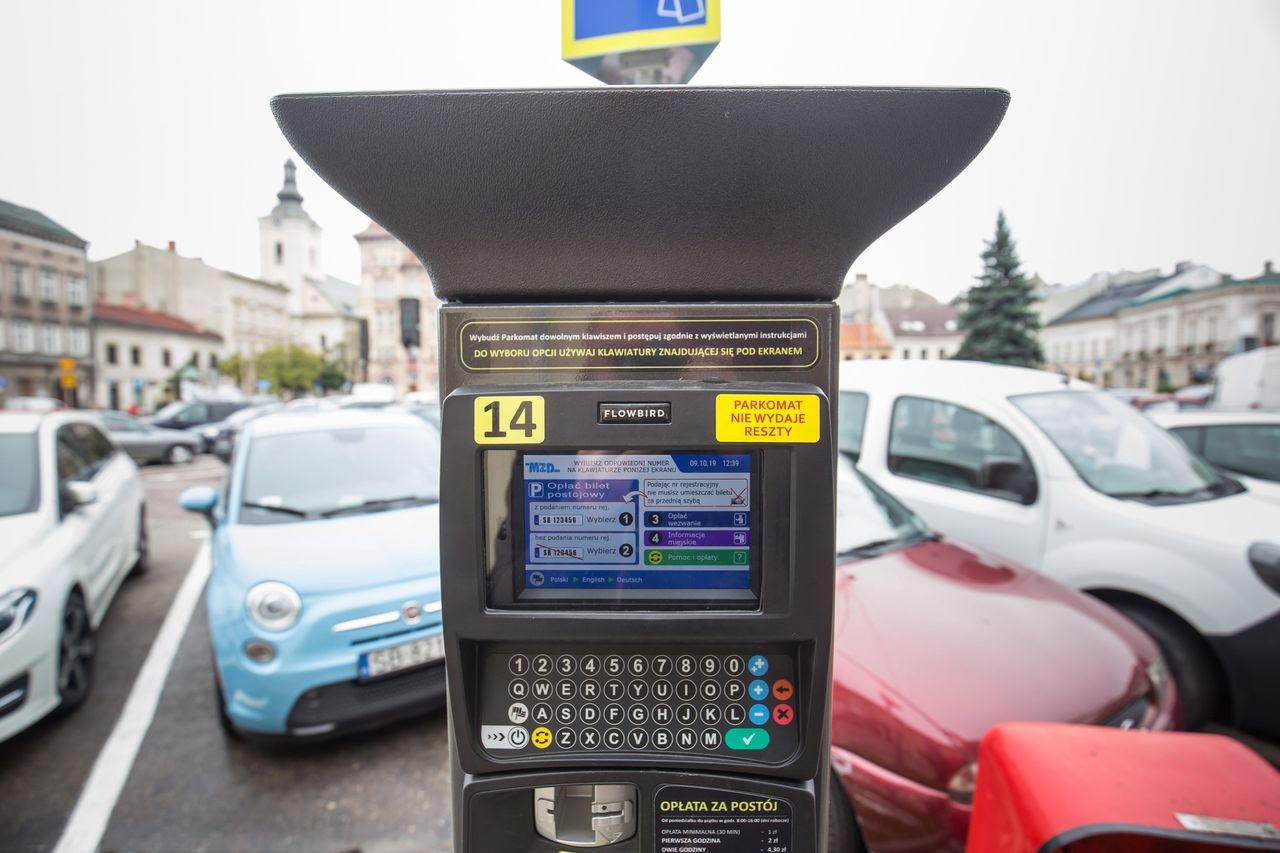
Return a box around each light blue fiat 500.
[179,409,444,739]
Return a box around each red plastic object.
[967,723,1280,852]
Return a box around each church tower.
[258,159,323,326]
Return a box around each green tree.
[219,353,243,385]
[318,358,348,392]
[954,211,1044,367]
[254,345,327,394]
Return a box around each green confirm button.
[725,728,771,750]
[644,549,749,566]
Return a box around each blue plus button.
[748,679,769,701]
[748,703,770,725]
[747,655,769,677]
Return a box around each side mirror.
[60,481,98,515]
[178,485,219,524]
[981,456,1038,506]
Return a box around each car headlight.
[245,582,301,632]
[1146,657,1170,705]
[0,589,37,644]
[201,426,220,439]
[947,760,978,804]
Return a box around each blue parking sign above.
[563,0,719,84]
[574,0,708,40]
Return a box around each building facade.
[93,241,289,367]
[1042,263,1222,388]
[356,222,441,395]
[884,305,965,360]
[258,160,362,379]
[0,199,93,406]
[93,301,224,413]
[1114,262,1279,389]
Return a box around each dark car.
[206,403,281,463]
[147,400,248,446]
[94,410,201,465]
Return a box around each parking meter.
[273,86,1008,852]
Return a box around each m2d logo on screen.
[573,0,709,40]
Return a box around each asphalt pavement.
[0,458,454,853]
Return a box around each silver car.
[95,411,200,465]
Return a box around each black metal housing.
[272,87,1009,302]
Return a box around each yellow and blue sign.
[562,0,720,82]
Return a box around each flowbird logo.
[657,0,706,25]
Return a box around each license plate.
[359,634,445,680]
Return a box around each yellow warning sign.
[715,394,820,443]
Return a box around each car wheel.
[55,590,96,715]
[1119,602,1221,728]
[828,773,866,853]
[130,509,149,576]
[166,444,194,465]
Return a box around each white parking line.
[53,545,212,853]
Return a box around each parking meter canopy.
[272,87,1009,303]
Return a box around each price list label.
[656,786,791,853]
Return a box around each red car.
[827,456,1179,852]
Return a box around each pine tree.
[954,211,1044,367]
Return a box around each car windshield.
[240,424,440,522]
[151,401,187,421]
[836,453,931,555]
[1012,391,1233,502]
[226,405,274,429]
[0,434,41,517]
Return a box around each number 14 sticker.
[474,396,545,445]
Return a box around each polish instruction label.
[656,786,792,853]
[459,318,819,371]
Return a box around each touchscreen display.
[513,452,754,599]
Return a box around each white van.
[839,359,1280,737]
[1213,346,1280,410]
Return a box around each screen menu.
[521,453,753,594]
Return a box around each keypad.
[478,648,799,761]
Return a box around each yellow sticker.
[531,726,553,749]
[716,394,820,443]
[474,396,545,445]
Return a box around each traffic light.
[399,297,420,349]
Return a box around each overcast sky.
[2,0,1277,302]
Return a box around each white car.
[838,359,1280,738]
[1150,410,1280,506]
[0,412,147,743]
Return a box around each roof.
[93,301,224,340]
[223,269,289,292]
[884,305,961,337]
[0,412,44,432]
[1131,269,1280,309]
[313,276,359,317]
[0,198,87,249]
[355,220,392,241]
[839,322,890,350]
[839,358,1091,398]
[0,411,100,434]
[1150,410,1280,429]
[245,408,429,439]
[1048,273,1172,326]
